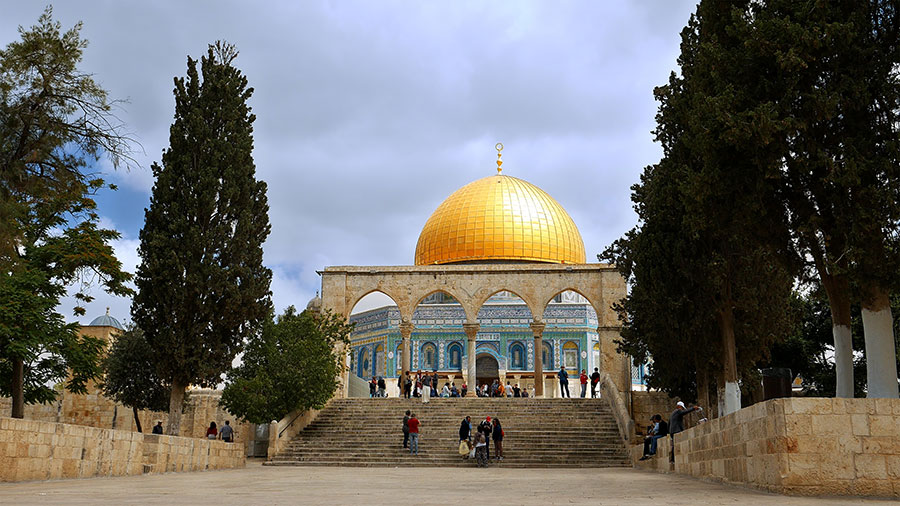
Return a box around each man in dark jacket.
[639,414,668,459]
[669,401,701,435]
[459,416,471,441]
[558,367,570,398]
[590,367,601,398]
[402,410,410,448]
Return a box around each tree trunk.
[860,286,900,398]
[11,357,24,419]
[133,405,143,433]
[166,380,187,435]
[820,272,854,397]
[717,304,741,415]
[696,368,710,416]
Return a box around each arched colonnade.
[319,263,629,397]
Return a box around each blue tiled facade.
[349,302,602,379]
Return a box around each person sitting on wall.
[219,420,234,443]
[206,421,218,440]
[450,383,459,397]
[639,414,667,460]
[152,421,164,434]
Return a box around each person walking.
[474,431,489,467]
[459,415,471,442]
[422,374,431,403]
[402,410,411,449]
[369,376,377,398]
[461,382,468,397]
[491,417,504,460]
[479,416,492,460]
[377,376,386,397]
[579,369,588,398]
[407,413,420,455]
[590,367,601,398]
[404,372,413,399]
[558,366,570,398]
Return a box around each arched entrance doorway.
[475,354,499,391]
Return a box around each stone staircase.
[265,398,630,467]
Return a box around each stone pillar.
[598,325,629,404]
[531,321,545,397]
[399,320,413,383]
[463,323,480,395]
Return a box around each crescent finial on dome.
[495,142,504,174]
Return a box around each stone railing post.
[463,322,480,395]
[530,321,545,397]
[399,320,414,382]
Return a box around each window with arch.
[359,348,371,377]
[563,341,579,371]
[448,342,463,370]
[592,342,600,372]
[395,343,403,372]
[542,341,553,368]
[374,344,385,377]
[422,343,437,370]
[509,342,525,369]
[349,349,357,376]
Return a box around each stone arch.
[348,289,402,317]
[536,287,602,322]
[472,287,541,321]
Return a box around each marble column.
[531,321,545,397]
[463,322,480,396]
[399,320,414,383]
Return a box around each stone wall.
[0,417,245,482]
[631,398,900,498]
[0,389,252,455]
[630,391,702,438]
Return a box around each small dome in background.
[306,292,322,313]
[88,307,125,330]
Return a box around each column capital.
[399,321,415,338]
[462,322,480,340]
[530,321,546,337]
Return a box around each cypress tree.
[132,42,272,435]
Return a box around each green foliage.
[132,41,272,428]
[0,7,134,416]
[99,326,170,417]
[602,0,796,402]
[221,307,351,424]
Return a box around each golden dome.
[415,174,586,265]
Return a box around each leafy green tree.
[0,8,133,418]
[221,307,351,424]
[605,0,795,415]
[99,326,170,432]
[132,42,272,435]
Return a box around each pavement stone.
[0,460,884,505]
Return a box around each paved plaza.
[0,461,886,505]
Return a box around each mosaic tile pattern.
[414,175,586,265]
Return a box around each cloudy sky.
[2,1,698,325]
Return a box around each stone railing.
[266,401,332,460]
[0,417,244,482]
[631,398,900,498]
[347,372,371,398]
[599,371,634,443]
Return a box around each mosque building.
[340,148,644,394]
